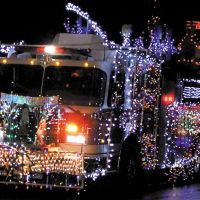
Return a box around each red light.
[36,47,45,54]
[56,47,65,54]
[162,93,175,106]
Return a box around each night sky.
[0,0,199,45]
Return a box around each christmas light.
[0,142,84,188]
[0,41,24,54]
[183,86,200,99]
[164,103,200,184]
[65,3,116,48]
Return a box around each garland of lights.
[183,78,200,84]
[0,143,84,187]
[65,2,116,48]
[182,78,200,99]
[183,86,200,99]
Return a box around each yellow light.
[55,61,60,66]
[30,60,34,65]
[66,124,78,134]
[84,62,89,67]
[2,59,7,64]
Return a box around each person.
[119,133,142,179]
[20,104,29,136]
[0,117,5,142]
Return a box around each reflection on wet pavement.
[141,184,200,200]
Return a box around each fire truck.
[0,32,198,190]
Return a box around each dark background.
[0,0,199,45]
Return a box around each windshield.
[43,66,106,106]
[0,64,106,106]
[0,64,43,96]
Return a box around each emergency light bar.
[1,43,91,56]
[37,46,65,54]
[17,45,91,56]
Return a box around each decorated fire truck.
[0,2,199,191]
[0,32,166,189]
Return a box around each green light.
[7,134,14,139]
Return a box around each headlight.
[67,135,85,144]
[66,124,78,134]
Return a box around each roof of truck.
[52,33,106,50]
